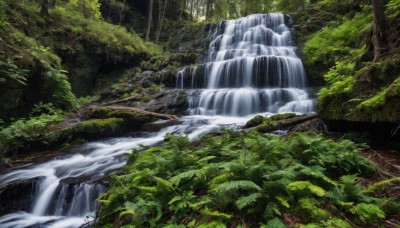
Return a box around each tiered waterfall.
[177,13,315,116]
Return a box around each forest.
[0,0,399,227]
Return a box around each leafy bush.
[387,0,400,17]
[303,10,371,70]
[0,105,64,160]
[52,2,162,61]
[96,131,391,227]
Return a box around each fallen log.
[246,113,318,133]
[103,105,178,120]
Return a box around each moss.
[256,121,278,132]
[364,177,400,194]
[243,115,266,129]
[245,113,298,131]
[269,113,297,121]
[107,110,156,125]
[76,118,125,137]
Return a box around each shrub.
[96,131,388,227]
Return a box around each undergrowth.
[97,130,399,227]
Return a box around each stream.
[0,13,315,227]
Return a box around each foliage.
[387,0,400,18]
[317,63,356,109]
[52,1,162,60]
[69,0,102,18]
[96,130,393,227]
[0,104,64,160]
[303,10,372,68]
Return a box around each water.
[176,13,315,115]
[0,116,250,228]
[0,14,315,227]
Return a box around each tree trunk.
[155,0,168,43]
[40,0,49,16]
[190,0,194,19]
[145,0,154,41]
[372,0,388,61]
[119,0,127,25]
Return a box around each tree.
[40,0,49,16]
[155,0,168,43]
[145,0,154,41]
[371,0,389,61]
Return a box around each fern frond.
[153,176,175,191]
[136,186,157,193]
[201,207,232,220]
[236,193,262,209]
[211,180,262,194]
[287,181,326,197]
[169,169,205,185]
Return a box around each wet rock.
[143,90,188,115]
[0,177,43,215]
[288,117,326,135]
[160,68,178,88]
[73,118,126,140]
[140,119,183,132]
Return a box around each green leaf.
[266,217,287,228]
[211,180,262,194]
[276,196,290,208]
[201,207,232,220]
[287,181,326,197]
[236,193,262,209]
[351,203,385,223]
[169,169,205,185]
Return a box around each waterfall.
[0,14,315,228]
[178,13,315,116]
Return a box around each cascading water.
[0,14,315,228]
[177,13,315,116]
[0,117,249,228]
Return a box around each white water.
[0,116,252,228]
[0,13,315,227]
[177,13,315,115]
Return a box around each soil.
[360,150,400,227]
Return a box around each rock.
[0,177,43,215]
[140,119,183,132]
[160,68,178,88]
[143,90,188,115]
[288,118,325,135]
[58,105,178,140]
[244,115,266,129]
[74,118,126,140]
[244,113,298,129]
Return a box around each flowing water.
[0,14,315,227]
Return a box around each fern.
[211,180,262,194]
[169,169,205,185]
[235,193,262,209]
[201,208,232,220]
[266,218,287,228]
[97,131,386,227]
[287,181,326,197]
[351,203,385,224]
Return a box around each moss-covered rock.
[256,120,278,132]
[269,113,298,121]
[74,118,125,139]
[243,115,266,129]
[244,113,298,131]
[83,106,158,126]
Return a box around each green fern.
[287,181,326,197]
[235,193,262,209]
[211,180,262,194]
